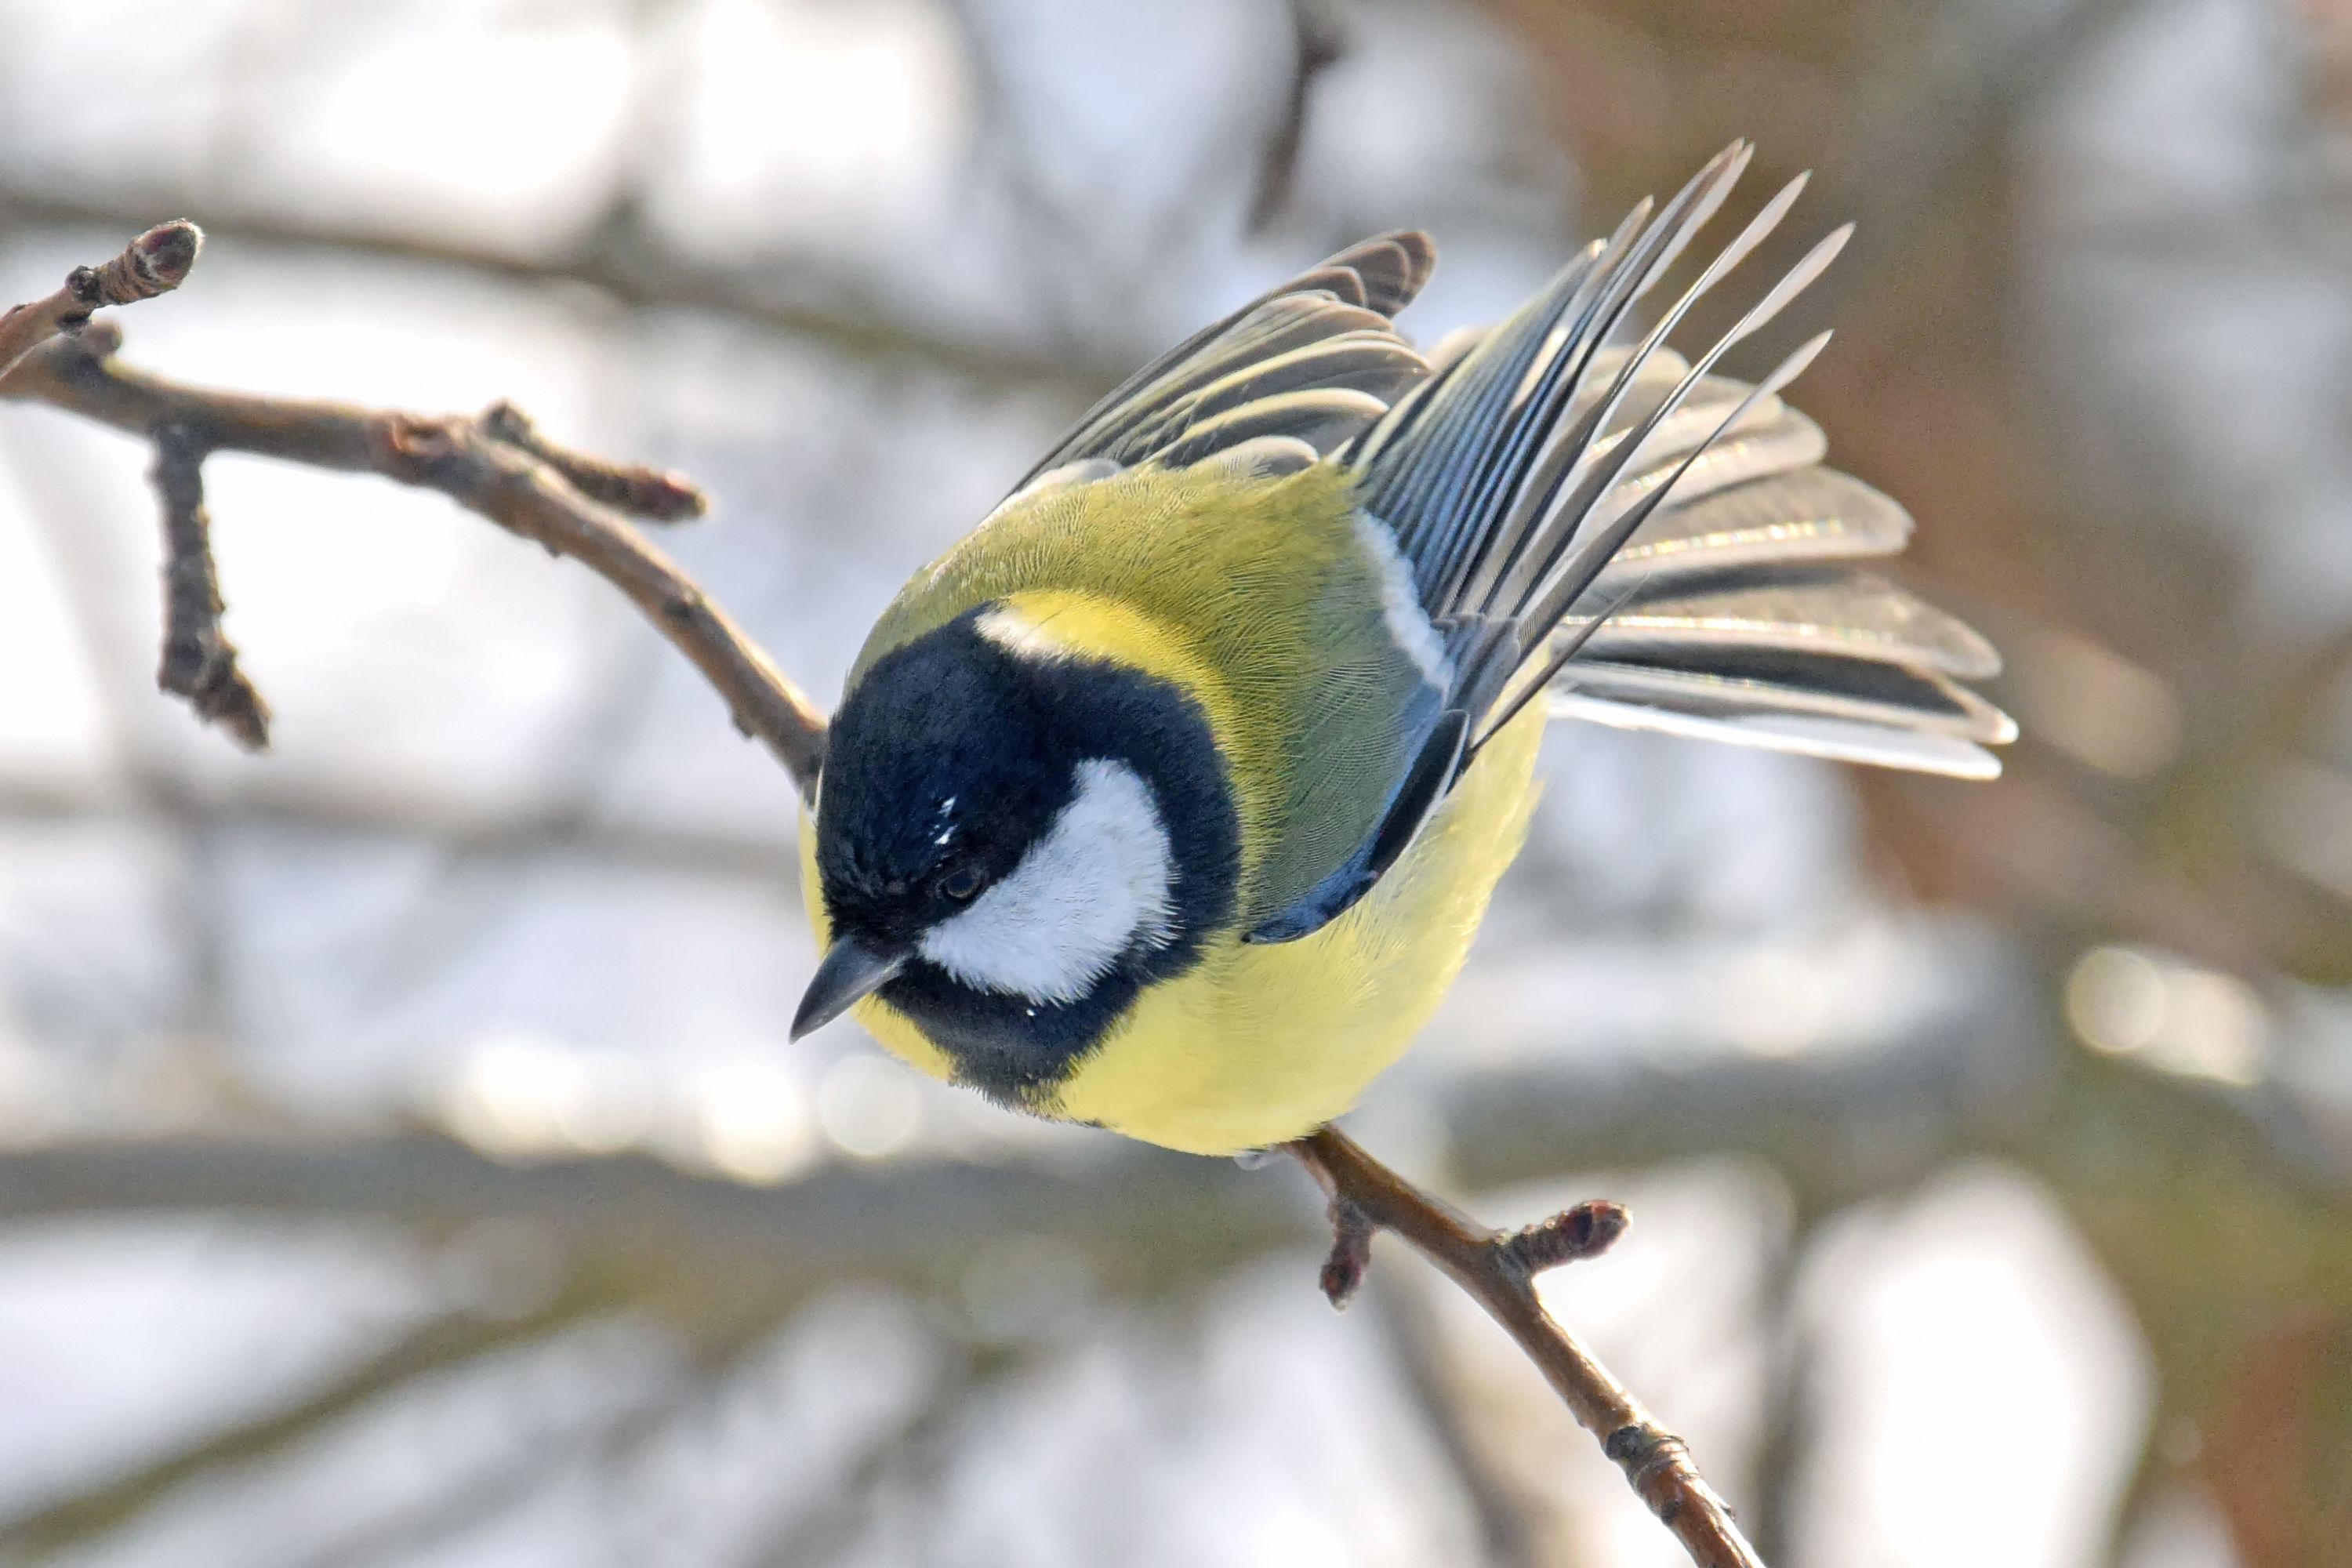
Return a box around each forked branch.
[0,269,824,789]
[0,225,1764,1568]
[1286,1127,1764,1566]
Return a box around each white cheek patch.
[918,758,1178,1006]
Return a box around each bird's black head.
[797,606,1241,1106]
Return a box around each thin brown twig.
[0,318,826,791]
[0,220,201,379]
[1247,0,1348,231]
[150,423,271,749]
[0,1279,615,1556]
[477,398,706,524]
[1285,1126,1765,1568]
[0,185,1102,394]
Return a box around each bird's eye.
[940,865,984,902]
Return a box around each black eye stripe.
[942,866,983,900]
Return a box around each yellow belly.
[799,703,1546,1156]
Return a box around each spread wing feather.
[1250,140,2011,938]
[1592,467,1911,588]
[1559,651,2016,744]
[1014,233,1435,485]
[993,143,2010,943]
[1577,567,2003,679]
[1548,691,2005,779]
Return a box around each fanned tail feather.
[982,145,2014,948]
[1343,140,2012,779]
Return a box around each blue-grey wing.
[1247,142,2014,943]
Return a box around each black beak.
[791,936,909,1040]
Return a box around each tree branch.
[474,398,706,524]
[149,423,271,749]
[0,301,825,792]
[0,1285,613,1557]
[0,187,1104,395]
[0,219,199,379]
[0,769,800,882]
[1246,0,1348,231]
[1287,1127,1764,1568]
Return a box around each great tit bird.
[793,142,2011,1155]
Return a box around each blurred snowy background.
[0,0,2347,1564]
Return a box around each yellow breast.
[799,699,1546,1155]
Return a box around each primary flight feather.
[794,143,2013,1154]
